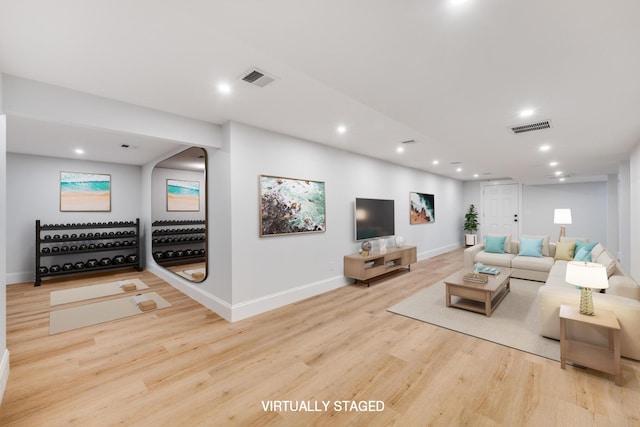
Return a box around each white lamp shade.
[554,208,572,225]
[565,261,609,290]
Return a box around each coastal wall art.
[409,192,435,224]
[259,174,326,237]
[167,179,200,212]
[60,171,111,212]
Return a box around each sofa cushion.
[574,247,591,262]
[512,255,554,272]
[590,243,605,261]
[554,241,576,261]
[474,251,515,268]
[522,234,550,256]
[519,237,544,257]
[596,249,617,277]
[607,275,640,301]
[485,235,506,253]
[575,240,598,261]
[485,233,511,253]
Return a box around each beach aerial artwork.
[409,192,435,224]
[167,179,200,211]
[260,175,326,236]
[60,172,111,211]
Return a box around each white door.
[481,183,520,240]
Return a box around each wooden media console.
[344,246,417,285]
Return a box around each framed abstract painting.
[409,192,435,224]
[167,179,200,211]
[60,171,111,212]
[259,174,326,237]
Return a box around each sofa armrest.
[538,285,640,361]
[464,243,485,270]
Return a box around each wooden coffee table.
[444,268,512,317]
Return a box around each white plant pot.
[465,234,478,246]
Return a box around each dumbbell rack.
[35,219,142,286]
[151,220,206,267]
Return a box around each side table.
[559,304,621,385]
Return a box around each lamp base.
[579,287,594,316]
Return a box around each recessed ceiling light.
[432,160,439,165]
[396,146,404,153]
[473,174,479,178]
[337,125,347,134]
[555,171,563,176]
[539,144,551,152]
[456,167,462,172]
[519,108,535,118]
[217,82,231,94]
[549,161,558,167]
[559,177,566,182]
[74,148,84,155]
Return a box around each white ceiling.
[1,0,639,184]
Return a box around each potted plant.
[464,204,479,246]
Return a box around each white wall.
[619,160,631,270]
[5,153,142,284]
[227,122,462,317]
[630,146,640,279]
[521,182,608,244]
[0,74,10,404]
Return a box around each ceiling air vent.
[240,67,276,87]
[510,120,552,134]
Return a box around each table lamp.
[554,208,572,241]
[565,261,609,315]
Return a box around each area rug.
[50,278,149,306]
[49,292,171,334]
[387,278,560,361]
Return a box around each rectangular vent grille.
[242,70,264,83]
[510,120,551,134]
[240,67,276,87]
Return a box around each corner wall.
[0,75,9,404]
[630,146,640,279]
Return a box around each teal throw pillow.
[574,247,592,262]
[519,237,544,257]
[485,235,506,254]
[575,240,597,261]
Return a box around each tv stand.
[344,246,417,285]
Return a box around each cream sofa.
[464,236,640,360]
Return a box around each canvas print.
[410,192,435,224]
[167,179,200,211]
[60,172,111,212]
[260,175,326,236]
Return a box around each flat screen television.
[355,198,395,241]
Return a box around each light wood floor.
[1,249,639,426]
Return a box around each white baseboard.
[6,271,32,285]
[418,242,463,261]
[146,264,233,321]
[0,349,9,406]
[229,275,350,322]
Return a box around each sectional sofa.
[464,235,640,360]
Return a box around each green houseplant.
[464,204,479,246]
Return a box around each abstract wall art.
[259,175,326,237]
[167,179,200,211]
[60,171,111,212]
[409,192,435,224]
